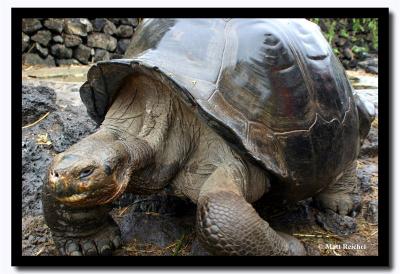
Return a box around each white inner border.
[1,1,399,273]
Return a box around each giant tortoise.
[42,18,375,256]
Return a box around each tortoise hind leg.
[196,164,306,256]
[314,161,361,217]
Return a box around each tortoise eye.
[104,164,112,176]
[79,167,94,180]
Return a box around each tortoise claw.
[81,240,98,256]
[55,219,122,256]
[65,240,82,256]
[277,232,307,256]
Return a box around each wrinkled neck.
[99,74,200,191]
[101,74,172,152]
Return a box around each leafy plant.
[333,48,340,56]
[326,20,337,45]
[339,29,349,38]
[367,19,379,50]
[309,18,378,54]
[352,45,368,54]
[311,18,320,25]
[352,18,365,32]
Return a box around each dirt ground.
[21,65,379,256]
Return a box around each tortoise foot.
[277,232,307,256]
[54,219,121,256]
[314,192,361,217]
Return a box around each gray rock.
[367,58,378,67]
[22,53,55,67]
[28,235,34,242]
[342,59,350,68]
[92,18,107,32]
[94,49,110,62]
[120,18,139,27]
[51,44,73,59]
[349,59,358,69]
[87,33,117,51]
[358,60,369,69]
[116,38,131,54]
[22,33,30,52]
[343,47,354,60]
[336,37,347,47]
[79,18,93,33]
[316,210,357,236]
[110,53,124,60]
[357,173,372,193]
[22,85,56,125]
[43,18,64,33]
[354,88,378,108]
[366,66,378,74]
[73,44,92,64]
[34,43,48,57]
[360,124,378,158]
[31,30,52,46]
[108,18,121,25]
[116,25,133,38]
[49,109,98,153]
[52,35,63,43]
[22,19,42,33]
[21,84,97,216]
[364,200,378,224]
[103,20,117,35]
[63,34,82,47]
[56,58,80,66]
[64,19,87,37]
[359,58,378,72]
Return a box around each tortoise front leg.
[42,184,121,256]
[196,164,306,256]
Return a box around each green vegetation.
[308,18,378,59]
[326,20,337,44]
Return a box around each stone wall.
[22,18,139,66]
[22,18,378,74]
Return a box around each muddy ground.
[21,65,379,256]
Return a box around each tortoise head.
[47,130,150,207]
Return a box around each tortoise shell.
[80,18,359,188]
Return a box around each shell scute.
[81,19,359,184]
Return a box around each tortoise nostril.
[50,170,60,178]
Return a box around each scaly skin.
[196,164,305,256]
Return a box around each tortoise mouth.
[54,188,117,207]
[56,192,89,203]
[52,177,128,207]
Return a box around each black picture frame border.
[12,7,390,268]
